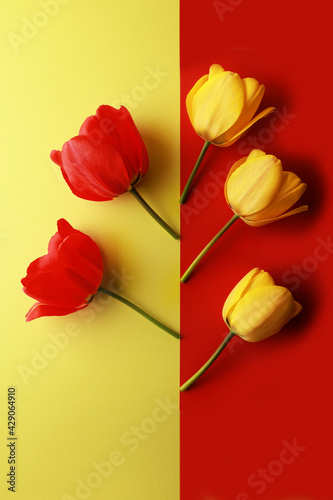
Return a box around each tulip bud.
[50,105,148,201]
[51,105,179,239]
[222,268,302,342]
[186,64,275,147]
[21,218,104,321]
[180,63,275,203]
[180,268,302,391]
[225,149,308,226]
[181,150,308,283]
[22,219,180,338]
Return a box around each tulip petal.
[221,80,264,144]
[61,137,131,201]
[56,218,75,239]
[248,270,276,291]
[25,302,88,322]
[242,204,308,227]
[246,172,307,221]
[247,149,267,161]
[22,219,104,319]
[58,232,103,291]
[78,106,149,186]
[79,115,102,138]
[222,268,275,326]
[208,64,225,78]
[22,266,94,308]
[22,218,101,307]
[45,219,76,268]
[224,150,266,204]
[248,187,307,221]
[243,78,262,102]
[228,285,296,342]
[222,268,261,323]
[186,74,209,126]
[191,71,245,142]
[50,149,63,167]
[186,66,225,128]
[237,79,264,125]
[213,107,275,147]
[224,155,248,205]
[21,222,71,283]
[21,255,58,286]
[291,301,303,319]
[95,105,149,180]
[226,154,283,216]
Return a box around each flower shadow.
[276,153,325,222]
[260,78,292,111]
[139,127,178,191]
[135,127,180,229]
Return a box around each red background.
[180,1,332,499]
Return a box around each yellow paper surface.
[0,1,179,499]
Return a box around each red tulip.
[22,220,180,338]
[50,105,149,201]
[22,219,103,321]
[51,105,179,239]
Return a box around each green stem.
[130,187,179,239]
[179,140,210,204]
[98,286,181,339]
[180,331,235,391]
[180,214,239,283]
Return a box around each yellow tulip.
[222,267,302,342]
[187,64,274,146]
[180,150,308,283]
[180,268,302,391]
[225,149,308,226]
[180,64,275,203]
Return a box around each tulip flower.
[22,219,180,339]
[51,105,179,239]
[181,149,308,282]
[180,64,275,203]
[180,268,302,391]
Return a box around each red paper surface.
[180,1,332,499]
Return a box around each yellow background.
[0,1,179,499]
